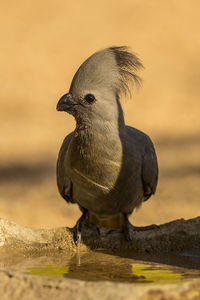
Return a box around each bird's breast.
[68,131,123,193]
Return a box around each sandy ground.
[0,0,199,230]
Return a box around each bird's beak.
[56,93,77,112]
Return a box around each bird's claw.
[74,208,88,246]
[132,224,160,231]
[76,231,82,246]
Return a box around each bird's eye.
[84,94,96,104]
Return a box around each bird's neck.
[74,96,125,136]
[74,117,124,141]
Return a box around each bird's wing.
[56,132,74,203]
[141,136,158,201]
[125,126,158,201]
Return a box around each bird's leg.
[123,213,133,241]
[74,208,88,246]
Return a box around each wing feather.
[142,136,158,201]
[56,132,74,203]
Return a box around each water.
[0,250,199,284]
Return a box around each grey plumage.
[56,46,158,239]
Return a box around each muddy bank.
[0,217,199,254]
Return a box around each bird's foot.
[106,215,159,241]
[132,224,160,231]
[74,209,88,246]
[76,229,82,246]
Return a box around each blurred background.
[0,0,199,229]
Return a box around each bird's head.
[57,46,143,125]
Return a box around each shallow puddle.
[27,261,185,283]
[0,250,199,284]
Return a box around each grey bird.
[56,46,158,242]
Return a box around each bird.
[56,46,158,243]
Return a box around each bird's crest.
[109,46,143,96]
[70,46,143,98]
